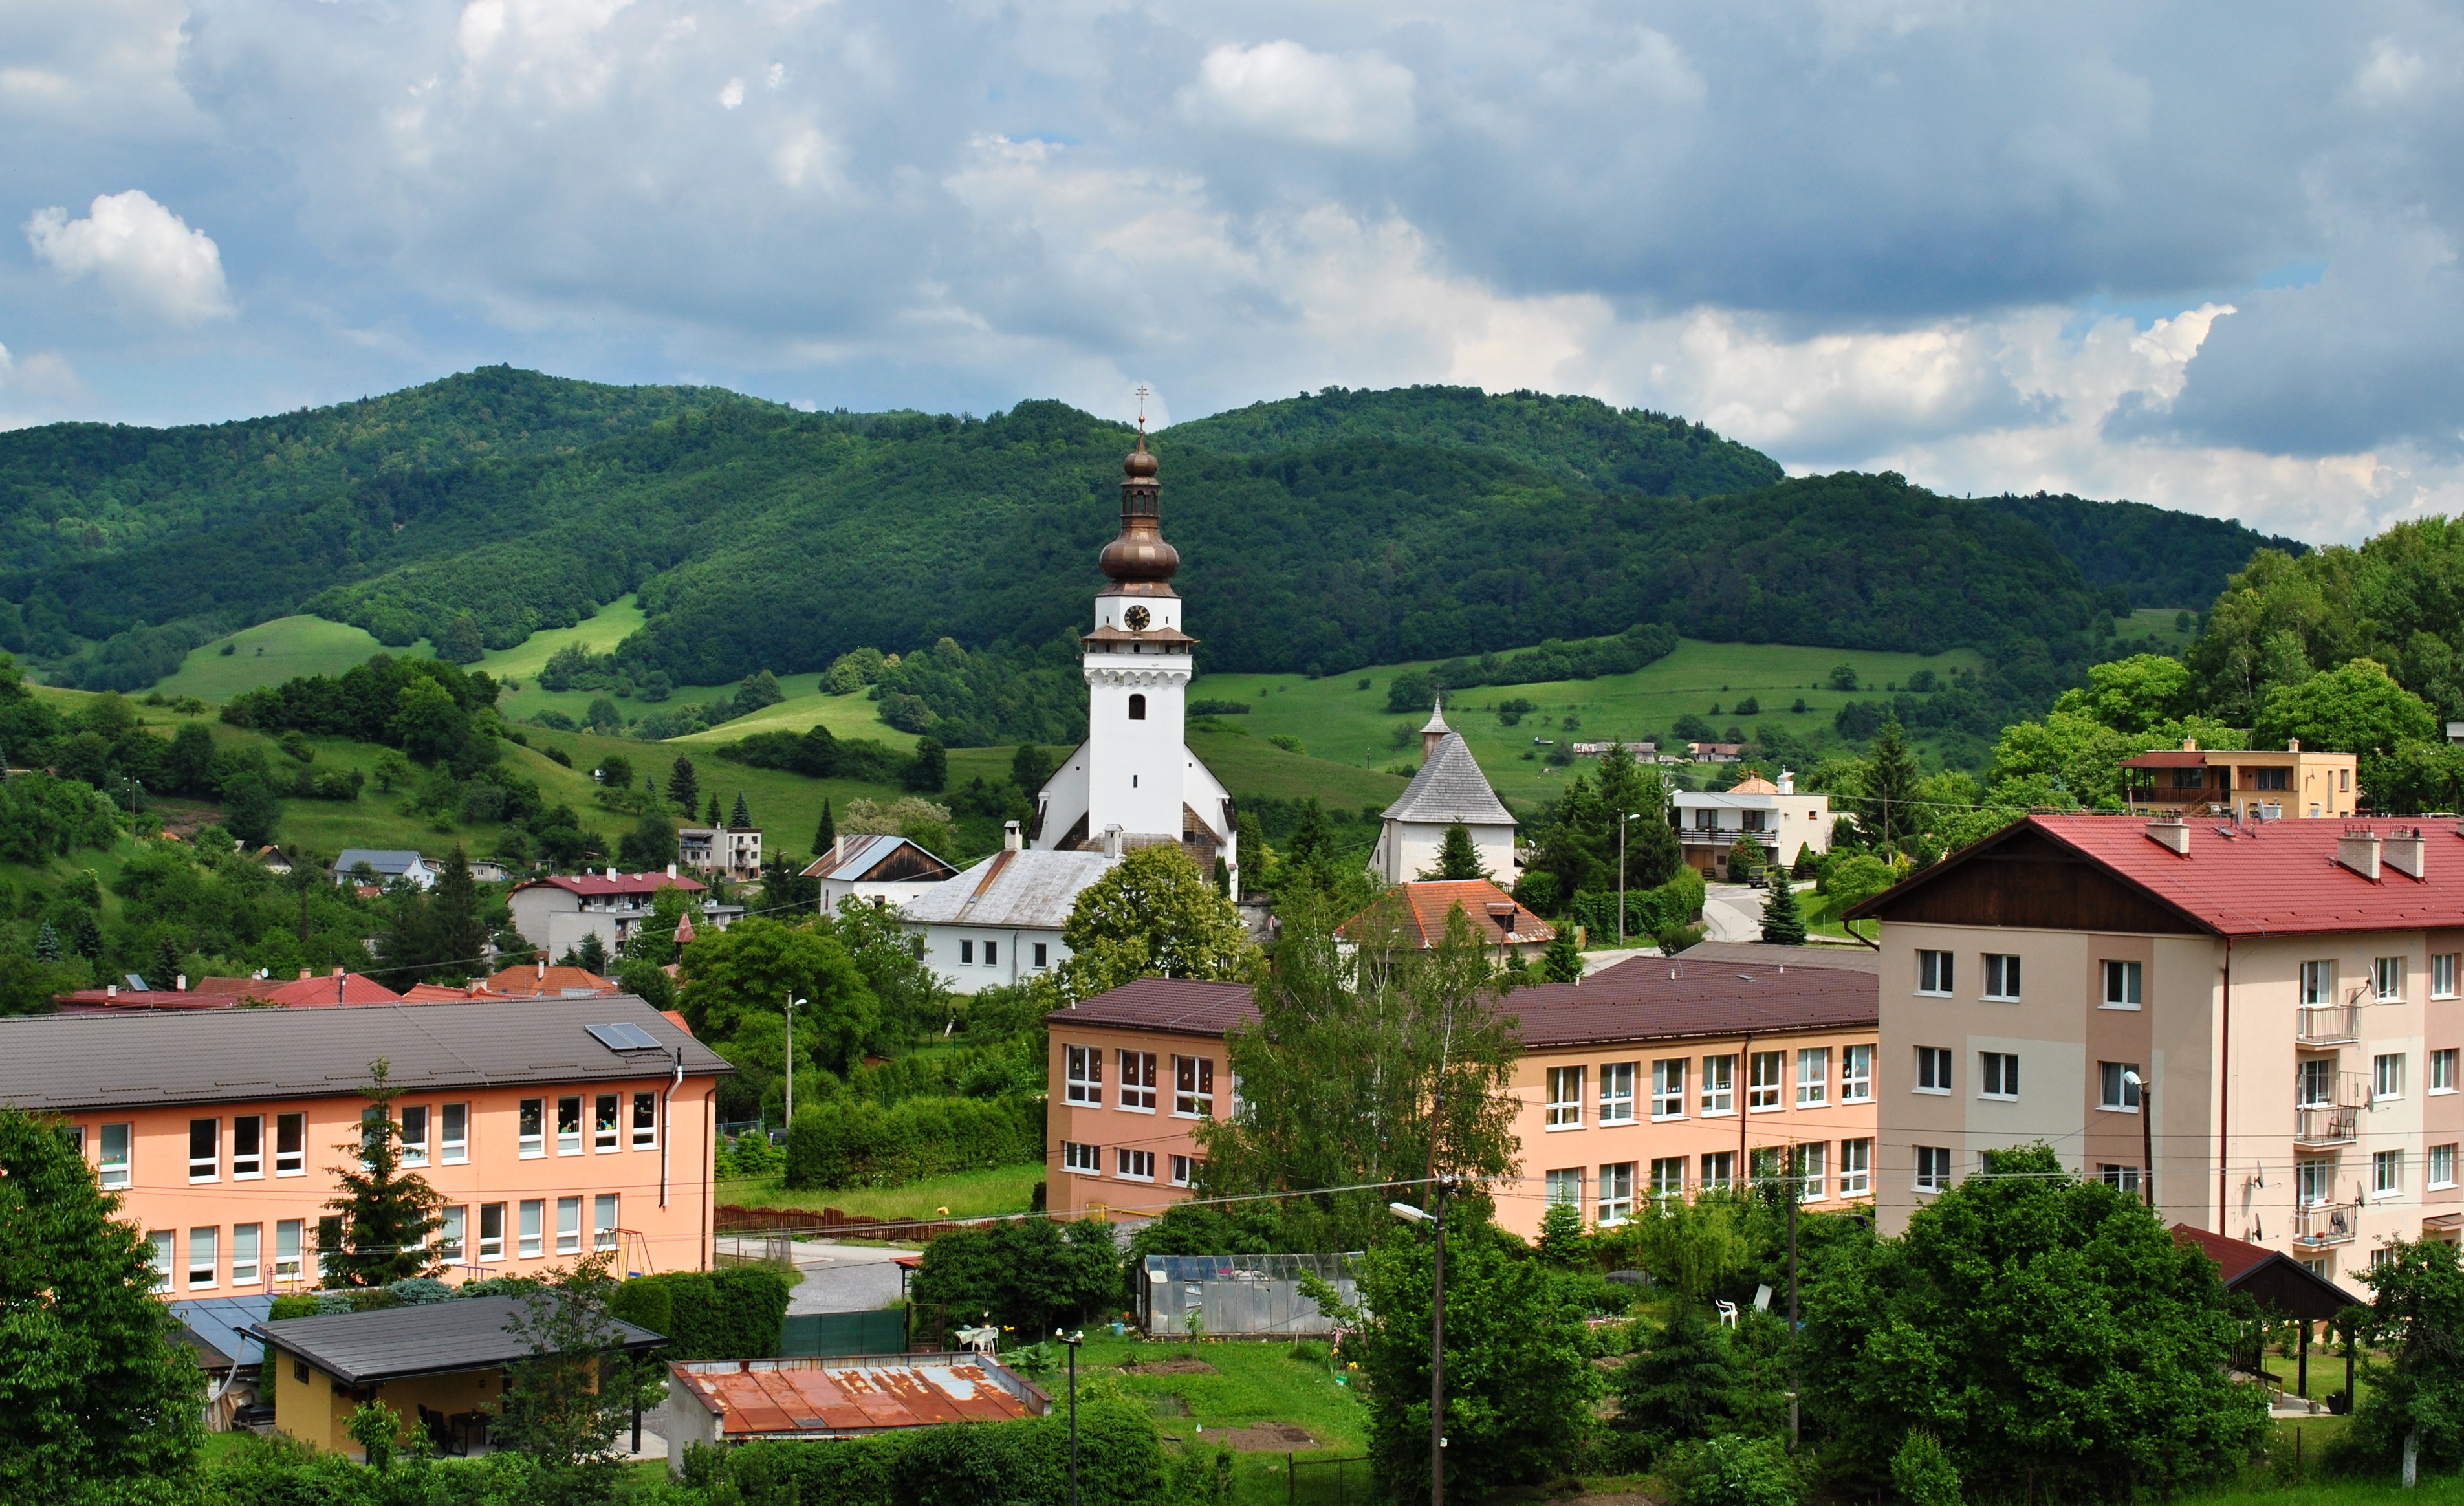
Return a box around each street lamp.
[2122,1069,2153,1207]
[783,996,808,1127]
[1390,1189,1451,1505]
[1056,1327,1085,1506]
[1617,812,1641,946]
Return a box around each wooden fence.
[714,1203,988,1243]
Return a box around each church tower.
[1027,422,1238,888]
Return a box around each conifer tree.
[705,792,723,828]
[1536,1198,1589,1266]
[668,757,699,819]
[34,919,60,963]
[1760,869,1807,945]
[1420,820,1490,881]
[320,1059,443,1287]
[1865,715,1922,847]
[1539,925,1584,983]
[730,792,752,829]
[814,798,836,857]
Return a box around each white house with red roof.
[507,869,717,961]
[1852,813,2464,1278]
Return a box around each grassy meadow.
[717,1162,1047,1221]
[153,616,425,703]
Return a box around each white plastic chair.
[1752,1285,1773,1313]
[1715,1299,1739,1329]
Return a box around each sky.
[5,2,2464,545]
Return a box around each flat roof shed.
[664,1354,1047,1472]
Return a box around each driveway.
[1699,882,1765,942]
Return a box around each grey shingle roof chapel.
[1383,730,1514,826]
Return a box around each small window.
[983,941,998,966]
[1841,1045,1874,1102]
[479,1204,506,1261]
[519,1099,545,1157]
[1034,943,1049,969]
[1650,1157,1686,1200]
[99,1122,132,1189]
[437,1207,466,1263]
[2435,1050,2458,1095]
[400,1106,429,1167]
[2100,1061,2142,1111]
[557,1096,582,1155]
[557,1196,583,1256]
[1748,1051,1783,1110]
[1979,1052,2019,1100]
[1650,1059,1687,1119]
[189,1118,218,1182]
[2433,1144,2458,1191]
[1063,1141,1100,1173]
[1916,1046,1954,1093]
[1839,1138,1872,1197]
[2252,765,2289,791]
[1547,1065,1585,1128]
[1128,693,1147,721]
[1917,950,1953,995]
[1797,1142,1828,1201]
[1796,1048,1829,1107]
[276,1112,305,1175]
[633,1093,657,1149]
[149,1231,173,1293]
[2101,1164,2144,1195]
[2375,1150,2404,1197]
[2377,957,2407,1002]
[519,1199,545,1258]
[959,939,974,965]
[1915,1146,1953,1193]
[2297,1058,2333,1107]
[1174,1055,1214,1117]
[2342,769,2352,792]
[1599,1062,1637,1123]
[1065,1045,1104,1106]
[595,1194,619,1252]
[2102,960,2142,1009]
[274,1219,303,1280]
[594,1094,620,1151]
[1117,1147,1155,1181]
[1597,1161,1636,1225]
[2301,961,2336,1006]
[232,1115,263,1179]
[232,1223,261,1285]
[1701,1150,1736,1191]
[1545,1167,1584,1207]
[1701,1054,1736,1115]
[1982,954,2021,1001]
[188,1226,218,1289]
[2436,954,2460,999]
[1169,1155,1196,1187]
[2376,1053,2406,1101]
[1119,1051,1158,1111]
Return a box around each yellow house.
[252,1295,665,1457]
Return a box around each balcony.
[2298,1004,2360,1046]
[2294,1104,2361,1148]
[2294,1201,2359,1249]
[1681,827,1777,847]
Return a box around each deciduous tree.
[679,917,879,1075]
[1059,844,1254,999]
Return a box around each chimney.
[1104,824,1124,860]
[1003,820,1023,853]
[2183,737,2198,752]
[2145,818,2191,855]
[1777,769,1794,795]
[300,968,312,981]
[666,863,677,879]
[538,957,547,981]
[2338,827,2383,882]
[105,983,116,998]
[833,833,845,864]
[2386,827,2426,880]
[176,974,186,992]
[2288,737,2301,752]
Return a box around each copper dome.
[1098,431,1179,591]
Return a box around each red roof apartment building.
[1850,814,2464,1278]
[1045,954,1879,1238]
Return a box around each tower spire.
[1098,411,1177,595]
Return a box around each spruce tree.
[705,792,723,828]
[34,919,60,963]
[1539,925,1584,982]
[1536,1198,1589,1265]
[1866,715,1922,847]
[668,757,699,819]
[320,1059,444,1287]
[730,792,752,829]
[814,798,837,856]
[1760,871,1807,945]
[1421,820,1490,881]
[430,848,488,974]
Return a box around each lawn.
[152,616,420,703]
[717,1162,1046,1221]
[1798,889,1878,944]
[1045,1332,1370,1503]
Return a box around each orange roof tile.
[1339,880,1556,950]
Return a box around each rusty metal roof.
[670,1355,1045,1436]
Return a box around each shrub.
[911,1217,1122,1338]
[1680,1434,1799,1506]
[612,1266,791,1358]
[1892,1429,1963,1506]
[787,1094,1044,1191]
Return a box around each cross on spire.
[1134,383,1150,431]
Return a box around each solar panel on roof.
[586,1021,662,1052]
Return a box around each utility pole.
[1058,1327,1084,1506]
[1617,812,1638,944]
[2126,1069,2154,1207]
[1787,1141,1801,1448]
[784,994,808,1127]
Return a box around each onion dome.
[1098,430,1179,591]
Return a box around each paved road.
[1700,882,1765,942]
[781,1239,915,1315]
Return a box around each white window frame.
[518,1098,545,1158]
[2375,1148,2404,1198]
[1599,1062,1637,1124]
[438,1206,466,1263]
[2376,1053,2406,1102]
[1649,1157,1687,1201]
[1546,1065,1585,1129]
[1914,1145,1952,1193]
[1118,1051,1158,1112]
[631,1093,657,1150]
[1701,1054,1736,1116]
[2100,1060,2143,1111]
[959,939,974,965]
[1650,1058,1687,1120]
[2434,1144,2458,1191]
[2301,960,2335,1006]
[1169,1154,1196,1188]
[519,1199,545,1258]
[1033,942,1050,970]
[232,1223,261,1285]
[556,1196,582,1256]
[2102,959,2142,1010]
[400,1105,430,1168]
[188,1226,218,1289]
[2297,1057,2333,1108]
[1917,949,1953,996]
[983,940,998,968]
[232,1115,264,1179]
[1841,1044,1873,1102]
[556,1095,583,1155]
[1063,1141,1100,1175]
[149,1230,173,1293]
[1916,1046,1953,1094]
[1839,1138,1872,1197]
[2297,1159,2332,1207]
[478,1204,506,1262]
[1982,953,2021,1002]
[1116,1146,1155,1182]
[2377,957,2407,1003]
[2435,1049,2459,1095]
[1545,1167,1584,1207]
[276,1112,305,1175]
[99,1122,132,1189]
[1979,1051,2019,1100]
[442,1102,470,1163]
[1173,1054,1214,1119]
[1748,1050,1784,1111]
[1597,1161,1636,1226]
[274,1219,303,1281]
[1798,1141,1828,1201]
[1701,1150,1736,1191]
[1796,1047,1829,1107]
[189,1117,219,1183]
[595,1194,620,1252]
[2436,953,2459,1000]
[1065,1045,1103,1106]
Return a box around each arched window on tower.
[1128,693,1148,721]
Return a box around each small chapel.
[1370,701,1518,884]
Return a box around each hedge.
[786,1093,1044,1191]
[1568,869,1706,943]
[609,1266,792,1359]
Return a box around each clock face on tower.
[1123,605,1151,631]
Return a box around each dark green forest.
[0,370,2300,717]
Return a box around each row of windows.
[93,1095,662,1186]
[1059,1140,1199,1187]
[1912,1146,2464,1203]
[1543,1140,1877,1224]
[1062,1047,1218,1117]
[955,939,1051,969]
[1544,1046,1875,1127]
[144,1194,624,1292]
[1915,950,2464,1005]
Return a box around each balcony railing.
[2294,1202,2360,1248]
[1681,829,1777,845]
[2298,1004,2361,1046]
[2293,1104,2360,1148]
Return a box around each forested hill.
[1162,385,1785,498]
[0,371,2287,707]
[1984,492,2306,609]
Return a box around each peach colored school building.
[0,996,732,1293]
[1045,946,1880,1238]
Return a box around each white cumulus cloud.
[1178,40,1415,151]
[26,190,234,327]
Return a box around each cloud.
[0,340,95,428]
[26,190,235,326]
[1177,40,1416,151]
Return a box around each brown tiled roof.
[1339,880,1555,948]
[1048,977,1259,1038]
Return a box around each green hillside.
[1983,492,2307,609]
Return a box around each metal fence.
[1287,1454,1371,1503]
[1140,1253,1358,1338]
[781,1308,910,1357]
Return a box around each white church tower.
[1027,423,1239,889]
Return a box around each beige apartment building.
[1850,814,2464,1280]
[1045,952,1880,1238]
[2121,738,2360,820]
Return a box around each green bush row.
[609,1267,794,1359]
[785,1093,1044,1192]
